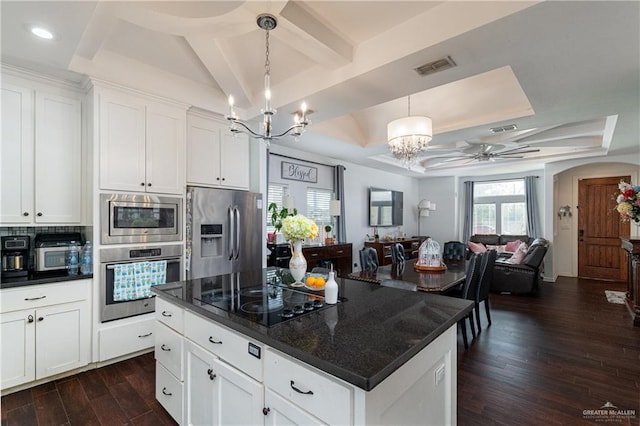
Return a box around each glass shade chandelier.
[387,96,432,168]
[226,14,309,145]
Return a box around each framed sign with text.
[281,161,318,183]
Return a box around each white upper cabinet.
[99,88,186,195]
[1,79,81,225]
[187,112,250,190]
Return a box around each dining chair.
[442,241,466,262]
[390,243,407,265]
[381,279,417,292]
[474,249,497,333]
[452,253,483,349]
[359,247,379,272]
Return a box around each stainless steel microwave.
[101,193,182,245]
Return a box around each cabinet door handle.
[262,407,270,416]
[290,380,313,395]
[24,296,46,301]
[160,344,171,352]
[208,336,222,344]
[207,368,216,381]
[216,177,221,181]
[161,387,172,396]
[23,212,29,216]
[38,317,44,322]
[221,177,225,181]
[161,311,172,317]
[140,182,145,186]
[138,332,153,338]
[147,183,152,187]
[27,315,34,323]
[37,212,43,217]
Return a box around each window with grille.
[267,184,287,229]
[306,188,332,227]
[472,180,527,235]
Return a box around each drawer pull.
[160,344,171,352]
[207,368,216,381]
[138,332,153,338]
[208,336,222,345]
[262,407,270,416]
[24,296,46,301]
[290,380,314,395]
[27,315,34,323]
[161,387,172,396]
[161,311,172,317]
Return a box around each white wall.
[416,176,458,245]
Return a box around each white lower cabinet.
[156,362,184,423]
[184,339,263,426]
[98,315,155,362]
[264,389,325,426]
[0,280,91,390]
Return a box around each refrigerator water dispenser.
[201,224,223,257]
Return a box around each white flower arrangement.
[281,214,319,241]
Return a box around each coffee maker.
[1,236,30,279]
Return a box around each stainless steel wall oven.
[100,244,182,322]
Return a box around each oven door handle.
[105,258,181,269]
[234,206,240,261]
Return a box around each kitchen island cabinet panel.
[184,339,264,426]
[264,389,325,426]
[0,310,35,388]
[155,362,184,424]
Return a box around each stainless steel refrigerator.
[186,186,263,279]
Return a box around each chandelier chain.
[264,29,271,76]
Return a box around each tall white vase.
[289,240,307,286]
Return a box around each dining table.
[347,258,467,293]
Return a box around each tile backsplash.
[1,226,91,272]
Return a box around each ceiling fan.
[420,143,541,167]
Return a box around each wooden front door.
[578,176,630,281]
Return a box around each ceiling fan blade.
[494,144,533,155]
[498,148,540,155]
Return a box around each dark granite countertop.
[152,267,473,391]
[0,271,93,289]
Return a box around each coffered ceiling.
[2,1,638,176]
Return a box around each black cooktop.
[191,269,338,327]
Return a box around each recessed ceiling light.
[31,27,54,40]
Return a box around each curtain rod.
[464,175,539,184]
[269,152,345,170]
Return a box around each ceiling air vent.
[414,56,456,76]
[490,124,518,133]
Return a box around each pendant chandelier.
[226,14,309,145]
[387,96,432,168]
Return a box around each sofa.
[470,234,533,248]
[491,238,549,294]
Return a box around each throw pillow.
[504,240,522,252]
[467,241,487,254]
[508,242,529,264]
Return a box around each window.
[473,180,527,235]
[306,188,332,227]
[267,184,287,229]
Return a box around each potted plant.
[268,203,297,242]
[324,225,334,245]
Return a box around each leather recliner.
[491,238,549,294]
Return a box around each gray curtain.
[525,175,541,238]
[463,181,474,242]
[334,165,347,242]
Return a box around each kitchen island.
[152,267,473,425]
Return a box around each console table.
[621,238,640,327]
[364,238,421,266]
[267,242,353,278]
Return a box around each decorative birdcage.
[415,238,445,271]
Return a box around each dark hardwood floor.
[2,276,638,425]
[457,276,640,425]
